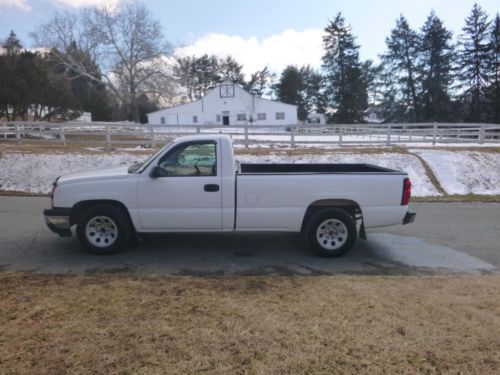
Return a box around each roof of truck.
[171,134,232,143]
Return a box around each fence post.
[106,125,111,149]
[244,126,249,148]
[15,123,21,144]
[2,123,6,139]
[478,126,485,144]
[290,126,295,147]
[432,124,437,145]
[149,125,156,148]
[386,125,391,146]
[196,126,200,134]
[339,127,343,146]
[60,124,66,146]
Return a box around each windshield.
[127,142,172,174]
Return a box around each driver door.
[137,141,223,231]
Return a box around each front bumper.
[402,211,416,225]
[43,208,72,237]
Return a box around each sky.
[0,0,499,77]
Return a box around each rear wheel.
[76,204,131,255]
[305,208,357,257]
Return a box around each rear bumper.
[402,212,416,225]
[43,208,72,237]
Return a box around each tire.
[305,208,357,257]
[76,204,131,255]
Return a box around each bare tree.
[32,0,172,122]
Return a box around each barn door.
[222,111,230,126]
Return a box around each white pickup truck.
[44,134,415,257]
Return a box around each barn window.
[275,112,285,120]
[160,116,166,124]
[220,84,235,98]
[237,113,247,121]
[257,113,266,121]
[193,115,198,123]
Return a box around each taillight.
[401,178,411,206]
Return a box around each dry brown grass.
[0,274,499,374]
[0,140,409,156]
[0,140,156,155]
[0,190,48,197]
[414,146,500,153]
[413,194,500,202]
[2,138,499,156]
[409,153,447,195]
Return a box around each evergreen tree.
[322,13,367,123]
[245,67,273,97]
[216,56,245,84]
[301,66,327,115]
[274,66,307,120]
[457,3,491,122]
[137,93,158,124]
[174,55,246,101]
[486,14,500,123]
[194,55,219,98]
[419,11,455,122]
[174,56,199,101]
[0,50,78,121]
[361,60,384,106]
[381,15,421,122]
[273,65,325,121]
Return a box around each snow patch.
[1,149,498,197]
[412,150,500,195]
[0,153,142,194]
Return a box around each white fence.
[1,121,499,148]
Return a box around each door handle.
[204,184,220,192]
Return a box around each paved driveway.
[0,197,497,275]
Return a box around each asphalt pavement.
[0,196,498,275]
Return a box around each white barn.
[148,80,298,126]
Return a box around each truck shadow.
[35,231,491,276]
[14,231,462,276]
[100,232,406,276]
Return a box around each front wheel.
[305,208,357,257]
[76,204,131,255]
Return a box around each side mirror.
[150,165,167,178]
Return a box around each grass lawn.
[0,274,499,374]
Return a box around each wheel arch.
[70,200,134,230]
[301,199,363,233]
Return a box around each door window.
[158,142,217,177]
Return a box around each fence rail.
[1,121,499,148]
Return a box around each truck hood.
[58,165,132,185]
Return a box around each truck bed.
[239,163,404,174]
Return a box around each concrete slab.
[368,233,496,273]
